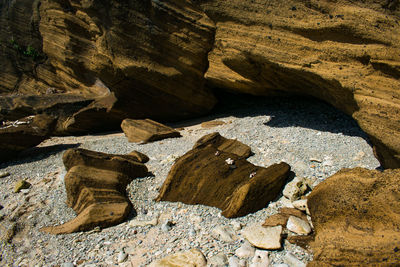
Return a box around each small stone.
[273,264,289,267]
[242,224,282,249]
[117,251,128,263]
[129,215,159,227]
[292,199,308,211]
[212,225,236,242]
[228,256,246,267]
[235,241,255,258]
[249,250,269,267]
[310,158,322,163]
[148,249,206,267]
[201,120,226,128]
[282,177,309,201]
[61,263,75,267]
[231,221,242,231]
[14,180,31,193]
[20,189,30,195]
[286,216,312,235]
[0,172,10,178]
[208,253,228,266]
[161,220,174,232]
[225,158,235,165]
[284,252,306,267]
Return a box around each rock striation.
[156,132,290,218]
[307,167,400,266]
[121,119,181,143]
[40,148,148,234]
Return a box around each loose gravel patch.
[0,96,380,266]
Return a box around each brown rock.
[263,208,308,228]
[156,133,290,218]
[307,168,400,266]
[40,148,148,234]
[0,114,56,162]
[121,119,181,143]
[193,132,252,159]
[201,120,226,128]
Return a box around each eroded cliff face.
[1,0,400,168]
[197,0,400,168]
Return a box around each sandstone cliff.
[1,0,400,168]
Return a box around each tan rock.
[40,148,148,234]
[14,180,31,193]
[121,119,181,143]
[263,208,307,228]
[242,224,282,250]
[148,249,207,267]
[307,168,400,266]
[201,120,226,128]
[286,216,312,235]
[156,133,290,218]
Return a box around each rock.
[148,249,207,267]
[208,253,228,266]
[286,216,312,235]
[0,114,56,162]
[201,120,226,128]
[292,199,308,212]
[0,172,10,178]
[156,133,290,218]
[197,0,400,169]
[40,148,148,234]
[19,189,30,195]
[262,208,308,228]
[231,221,242,231]
[193,132,252,159]
[0,220,17,243]
[273,264,289,267]
[60,263,75,267]
[287,234,315,250]
[121,119,181,143]
[242,224,282,250]
[14,180,31,193]
[228,256,246,267]
[235,241,256,258]
[211,225,237,242]
[282,177,310,201]
[117,251,128,263]
[249,250,269,267]
[129,216,159,228]
[307,168,400,266]
[284,253,306,267]
[161,220,174,232]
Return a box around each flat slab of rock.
[307,168,400,266]
[263,208,308,228]
[156,133,290,218]
[40,148,148,234]
[148,249,206,267]
[121,118,181,143]
[201,120,226,128]
[242,224,282,250]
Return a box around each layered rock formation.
[40,148,148,234]
[1,0,400,168]
[156,133,290,218]
[307,167,400,266]
[121,119,181,143]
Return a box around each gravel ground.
[0,96,380,266]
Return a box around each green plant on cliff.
[9,38,43,61]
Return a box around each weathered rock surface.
[242,224,282,250]
[307,168,400,266]
[197,0,400,168]
[156,133,290,218]
[121,119,181,143]
[148,249,207,267]
[263,208,307,228]
[40,148,148,234]
[0,114,56,161]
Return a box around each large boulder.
[0,114,56,162]
[40,148,148,234]
[307,167,400,266]
[156,133,290,218]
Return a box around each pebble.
[0,172,10,178]
[242,224,282,249]
[208,252,228,266]
[61,263,74,267]
[292,199,308,211]
[161,220,174,232]
[284,252,306,267]
[228,256,247,267]
[14,180,31,193]
[286,216,312,235]
[249,250,269,267]
[212,225,236,242]
[148,249,207,267]
[117,251,128,263]
[235,241,255,258]
[282,177,309,201]
[129,216,159,227]
[231,221,242,231]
